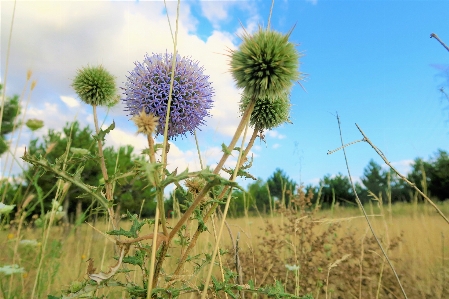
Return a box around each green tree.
[23,121,157,220]
[0,84,21,155]
[319,173,361,206]
[267,168,296,206]
[408,150,449,201]
[247,178,270,213]
[103,145,157,218]
[361,160,387,198]
[360,160,410,203]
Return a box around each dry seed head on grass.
[131,108,159,136]
[26,69,32,80]
[328,253,351,271]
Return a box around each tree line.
[0,118,446,221]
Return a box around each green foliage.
[267,168,296,205]
[108,212,145,238]
[22,121,158,219]
[407,149,449,201]
[319,173,361,206]
[0,84,21,155]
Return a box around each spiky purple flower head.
[122,53,214,140]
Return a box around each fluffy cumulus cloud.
[1,0,264,178]
[60,96,79,108]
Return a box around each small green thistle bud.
[25,119,44,131]
[240,92,291,130]
[72,65,117,106]
[230,26,301,99]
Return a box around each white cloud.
[306,0,318,5]
[103,126,147,152]
[200,0,258,30]
[272,143,280,149]
[60,96,79,108]
[266,130,286,139]
[0,1,266,181]
[1,1,252,138]
[26,102,78,131]
[382,159,414,175]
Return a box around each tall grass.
[1,1,448,299]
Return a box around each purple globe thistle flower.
[122,53,214,140]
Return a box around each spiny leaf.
[221,143,231,155]
[22,153,109,209]
[92,121,115,142]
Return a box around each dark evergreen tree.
[267,168,296,206]
[319,173,362,206]
[408,150,449,201]
[247,178,270,213]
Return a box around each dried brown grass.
[1,198,448,298]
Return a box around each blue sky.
[1,0,448,190]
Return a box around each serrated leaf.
[22,153,109,209]
[107,227,136,238]
[221,143,231,155]
[92,121,115,142]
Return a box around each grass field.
[1,200,448,299]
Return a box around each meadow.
[2,198,448,298]
[1,0,448,298]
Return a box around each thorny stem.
[170,124,259,279]
[355,123,449,225]
[92,105,115,228]
[201,117,251,299]
[336,115,408,299]
[213,98,256,176]
[430,33,449,52]
[147,202,161,299]
[147,135,156,164]
[167,97,256,242]
[31,139,72,299]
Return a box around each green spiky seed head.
[230,27,301,99]
[240,92,291,130]
[72,65,117,106]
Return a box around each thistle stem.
[201,115,251,299]
[92,105,115,227]
[167,97,256,241]
[170,123,259,278]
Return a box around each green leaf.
[221,143,231,155]
[22,153,109,210]
[92,121,115,142]
[107,227,136,238]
